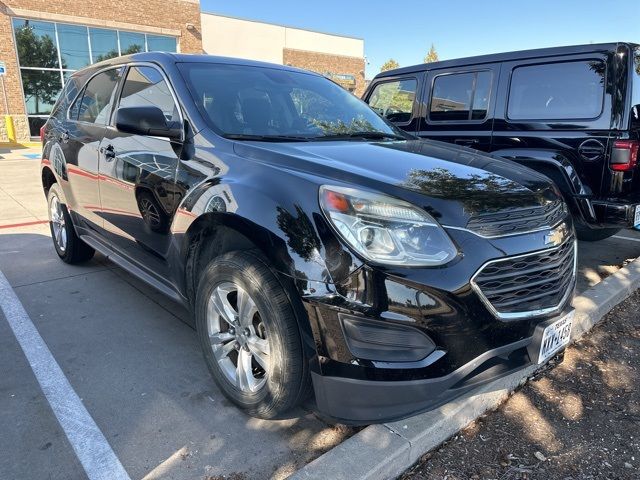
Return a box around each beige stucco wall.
[200,13,363,64]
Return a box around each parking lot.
[2,148,640,480]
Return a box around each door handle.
[100,144,116,160]
[454,139,479,146]
[60,130,69,144]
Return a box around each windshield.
[177,62,406,141]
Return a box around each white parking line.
[612,235,640,243]
[0,269,131,480]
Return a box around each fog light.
[340,315,436,362]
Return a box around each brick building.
[0,0,202,142]
[0,3,366,143]
[200,13,366,96]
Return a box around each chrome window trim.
[470,238,577,320]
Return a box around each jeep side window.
[368,79,417,123]
[507,60,605,120]
[72,68,123,124]
[429,71,492,121]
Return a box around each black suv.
[41,53,575,424]
[364,42,640,241]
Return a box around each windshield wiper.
[314,131,408,141]
[223,133,311,142]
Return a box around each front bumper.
[301,225,576,424]
[577,197,639,229]
[311,311,571,424]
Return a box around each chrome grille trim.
[470,238,577,320]
[465,201,568,238]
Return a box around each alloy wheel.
[206,282,270,392]
[49,195,67,253]
[139,197,161,227]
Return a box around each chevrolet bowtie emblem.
[544,224,569,247]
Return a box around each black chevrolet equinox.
[41,53,576,424]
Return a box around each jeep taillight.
[39,125,45,143]
[611,140,639,171]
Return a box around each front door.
[417,64,501,153]
[98,64,184,278]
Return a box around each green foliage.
[14,24,65,112]
[424,44,439,63]
[310,116,376,135]
[380,59,400,72]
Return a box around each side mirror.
[115,106,183,141]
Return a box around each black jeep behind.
[364,42,640,241]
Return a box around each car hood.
[232,139,559,226]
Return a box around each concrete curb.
[290,256,640,480]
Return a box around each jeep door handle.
[454,138,479,146]
[100,144,116,160]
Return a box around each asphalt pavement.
[1,152,639,479]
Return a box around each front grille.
[467,201,567,237]
[472,236,576,318]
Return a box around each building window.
[12,17,178,137]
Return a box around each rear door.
[364,75,422,134]
[417,64,500,152]
[491,54,612,198]
[98,63,183,278]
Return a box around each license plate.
[634,205,640,228]
[537,311,574,364]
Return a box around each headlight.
[319,185,458,266]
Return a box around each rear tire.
[47,183,95,263]
[195,250,309,419]
[575,224,620,242]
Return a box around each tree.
[380,59,400,72]
[14,23,66,114]
[424,44,439,63]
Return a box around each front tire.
[47,183,95,263]
[195,251,309,419]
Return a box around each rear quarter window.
[631,47,640,128]
[50,76,81,120]
[507,60,605,120]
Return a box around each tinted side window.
[507,61,605,120]
[74,68,122,124]
[430,71,492,121]
[119,66,179,122]
[631,47,640,128]
[368,79,417,123]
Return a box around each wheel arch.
[491,148,595,224]
[41,165,57,197]
[181,212,317,357]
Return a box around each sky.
[200,0,639,79]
